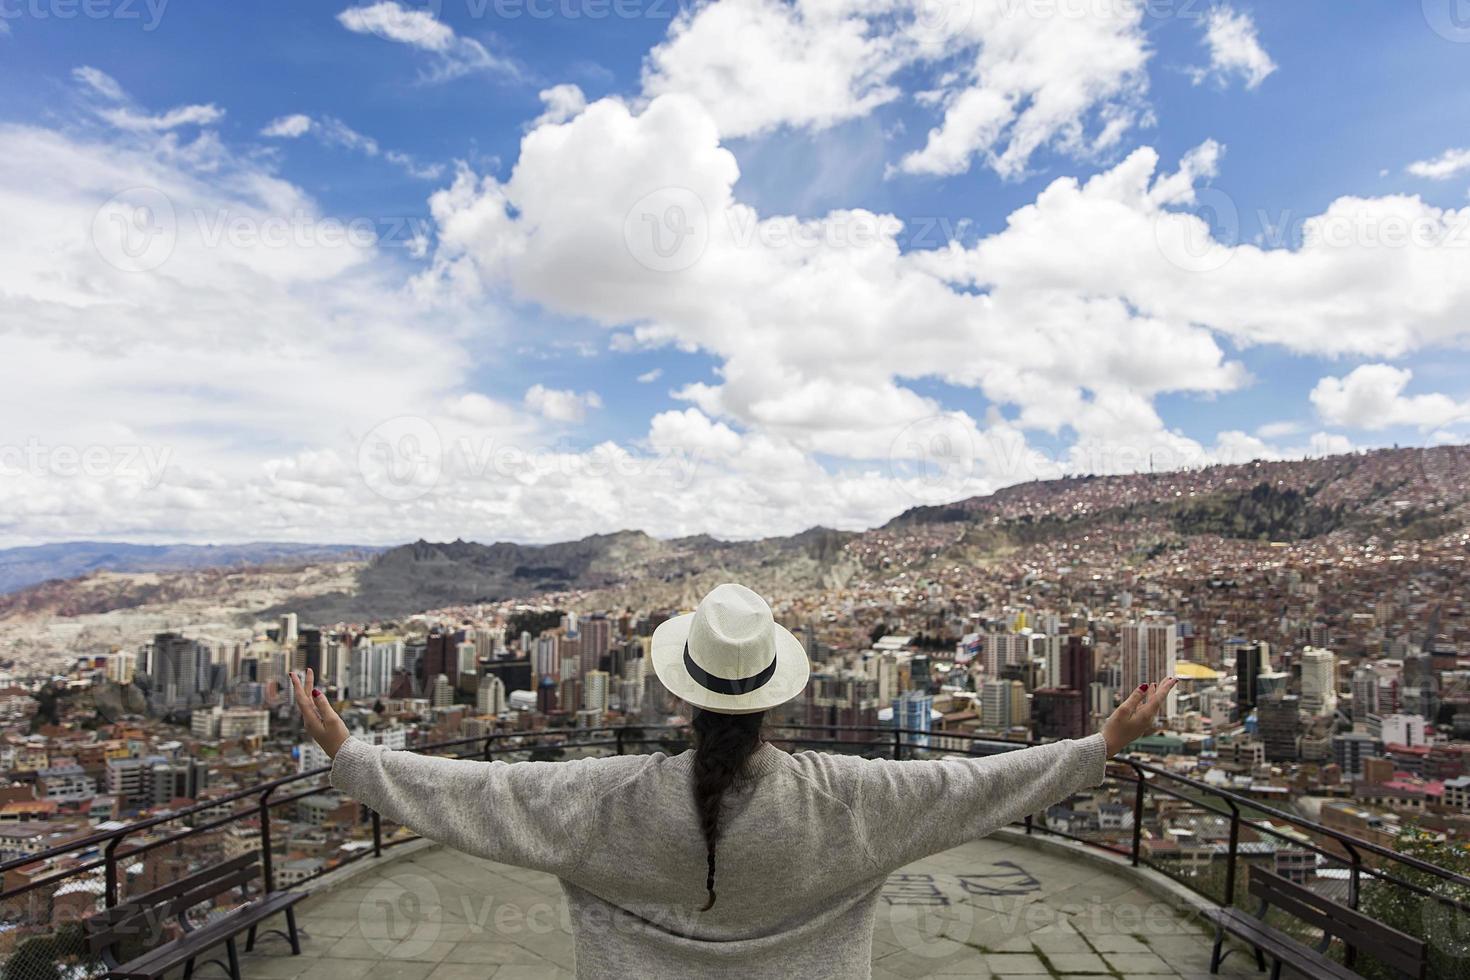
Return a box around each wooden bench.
[1205,867,1427,979]
[83,850,306,980]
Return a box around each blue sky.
[2,0,1469,545]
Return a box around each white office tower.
[1120,620,1177,719]
[1300,647,1338,716]
[278,613,299,646]
[520,630,532,655]
[108,650,136,684]
[456,641,478,678]
[980,680,1012,728]
[431,673,454,708]
[476,675,507,715]
[350,634,403,700]
[535,634,560,678]
[983,632,1025,677]
[1380,713,1426,747]
[584,670,610,713]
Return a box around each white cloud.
[1311,364,1470,431]
[637,368,663,383]
[1407,147,1470,181]
[894,4,1152,179]
[641,0,1152,180]
[261,114,313,139]
[71,66,224,133]
[100,103,224,132]
[417,92,1470,487]
[72,66,126,102]
[642,0,899,139]
[260,113,443,180]
[524,385,603,423]
[337,1,515,81]
[1189,6,1276,90]
[415,95,1253,474]
[533,85,588,127]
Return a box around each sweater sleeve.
[848,733,1109,873]
[329,737,593,876]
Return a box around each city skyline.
[4,3,1470,548]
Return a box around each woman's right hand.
[291,668,351,760]
[1100,677,1179,757]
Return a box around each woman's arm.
[291,669,591,875]
[848,678,1177,873]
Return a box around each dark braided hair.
[690,707,765,911]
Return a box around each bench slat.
[1249,870,1426,976]
[111,891,305,976]
[1208,908,1360,980]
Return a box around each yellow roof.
[1175,661,1223,680]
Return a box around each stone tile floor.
[235,837,1282,979]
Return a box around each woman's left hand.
[291,668,351,760]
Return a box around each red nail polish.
[1139,684,1149,692]
[312,688,322,697]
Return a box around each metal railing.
[3,723,1468,977]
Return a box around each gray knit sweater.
[330,731,1108,978]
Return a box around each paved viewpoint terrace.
[235,834,1269,980]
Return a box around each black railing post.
[258,787,275,893]
[1345,842,1361,909]
[892,728,902,761]
[1343,841,1362,967]
[371,810,382,857]
[483,735,495,761]
[615,728,625,755]
[104,833,125,908]
[1223,802,1240,908]
[1024,814,1033,836]
[1131,764,1145,867]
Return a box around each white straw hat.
[650,583,810,714]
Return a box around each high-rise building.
[980,680,1011,729]
[145,633,211,707]
[1235,644,1263,711]
[534,633,560,679]
[1257,695,1301,762]
[1332,733,1382,781]
[1299,647,1338,716]
[582,617,612,673]
[476,674,507,715]
[431,674,454,708]
[584,670,610,714]
[1048,635,1092,691]
[1352,666,1380,721]
[1380,713,1427,748]
[350,634,402,700]
[892,692,933,750]
[983,632,1026,677]
[1121,620,1178,718]
[1033,688,1086,740]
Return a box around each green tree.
[1359,829,1470,979]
